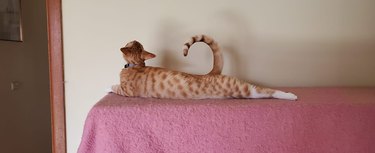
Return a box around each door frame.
[46,0,66,153]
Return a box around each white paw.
[105,87,113,93]
[273,91,298,101]
[106,85,119,93]
[284,92,298,101]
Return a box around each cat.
[111,35,298,100]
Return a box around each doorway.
[0,0,52,152]
[0,0,65,152]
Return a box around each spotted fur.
[112,36,297,100]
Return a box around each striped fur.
[182,35,223,75]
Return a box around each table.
[78,88,375,153]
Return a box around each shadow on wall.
[152,10,375,87]
[210,10,375,87]
[211,10,255,81]
[255,40,375,86]
[155,20,189,71]
[154,10,256,80]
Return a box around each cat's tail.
[182,35,223,75]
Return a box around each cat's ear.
[120,47,126,53]
[142,51,156,60]
[120,47,129,56]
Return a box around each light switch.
[10,81,20,91]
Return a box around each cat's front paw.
[106,84,120,93]
[105,86,114,93]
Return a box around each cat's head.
[120,40,156,66]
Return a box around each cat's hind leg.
[271,90,298,100]
[249,85,297,100]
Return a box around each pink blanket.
[78,88,375,153]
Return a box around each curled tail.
[182,35,223,75]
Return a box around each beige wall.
[62,0,375,152]
[0,0,51,152]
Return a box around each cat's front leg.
[109,84,127,96]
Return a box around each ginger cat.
[111,35,297,100]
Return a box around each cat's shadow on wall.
[156,11,256,82]
[214,11,256,82]
[155,20,188,72]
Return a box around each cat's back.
[122,66,230,99]
[143,66,230,99]
[142,66,200,82]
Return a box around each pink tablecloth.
[78,88,375,153]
